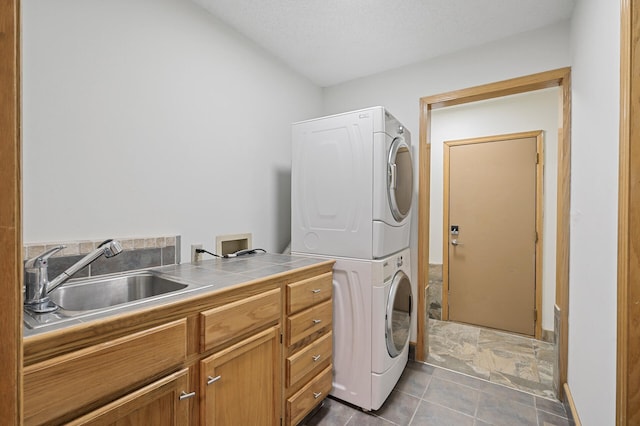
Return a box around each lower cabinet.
[24,263,334,426]
[23,320,188,426]
[67,368,192,425]
[200,326,281,425]
[283,271,333,425]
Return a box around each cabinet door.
[67,368,192,425]
[24,319,187,425]
[201,326,281,425]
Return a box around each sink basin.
[24,270,206,331]
[49,271,188,311]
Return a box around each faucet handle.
[25,245,66,268]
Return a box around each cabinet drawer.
[287,365,332,426]
[287,299,332,347]
[24,319,187,426]
[286,331,332,387]
[286,272,332,314]
[201,288,280,352]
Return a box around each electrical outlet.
[191,244,203,263]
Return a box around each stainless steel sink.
[49,272,188,311]
[23,270,206,331]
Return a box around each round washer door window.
[386,270,413,358]
[388,138,413,222]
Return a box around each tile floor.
[426,319,555,399]
[303,361,571,426]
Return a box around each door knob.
[451,239,463,246]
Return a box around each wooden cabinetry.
[283,272,333,426]
[23,320,189,426]
[23,260,334,426]
[200,288,281,352]
[67,368,192,425]
[200,326,280,425]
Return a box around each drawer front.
[201,288,280,352]
[24,319,187,426]
[287,365,332,426]
[286,272,332,314]
[287,299,332,347]
[287,331,332,388]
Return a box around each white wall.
[21,0,323,260]
[431,88,559,332]
[567,0,619,424]
[323,21,571,339]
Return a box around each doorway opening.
[415,68,571,400]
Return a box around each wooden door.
[444,132,541,336]
[201,326,281,425]
[67,369,192,425]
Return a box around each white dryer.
[291,106,413,259]
[296,248,413,411]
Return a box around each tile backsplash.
[23,235,181,279]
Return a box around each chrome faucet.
[24,239,123,313]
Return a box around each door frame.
[416,67,571,398]
[617,0,638,423]
[441,131,544,339]
[0,0,23,423]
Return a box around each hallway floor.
[426,319,555,399]
[303,361,570,425]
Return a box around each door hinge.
[280,333,283,344]
[535,231,539,243]
[536,153,540,164]
[534,309,538,321]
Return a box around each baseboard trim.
[562,383,582,426]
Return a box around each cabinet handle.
[313,392,322,399]
[312,354,321,362]
[312,319,322,325]
[207,375,222,385]
[311,289,321,294]
[179,391,196,400]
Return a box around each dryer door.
[385,270,412,358]
[387,138,413,222]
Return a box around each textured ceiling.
[193,0,575,87]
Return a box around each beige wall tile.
[80,241,95,254]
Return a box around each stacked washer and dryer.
[291,106,414,411]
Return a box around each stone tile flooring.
[426,319,555,399]
[303,361,570,426]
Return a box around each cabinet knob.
[312,319,322,325]
[311,289,321,294]
[312,354,321,362]
[207,375,222,385]
[313,392,322,399]
[179,391,196,400]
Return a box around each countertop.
[23,252,333,338]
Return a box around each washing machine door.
[385,270,412,358]
[387,137,413,222]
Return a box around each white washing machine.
[295,248,413,411]
[291,106,413,259]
